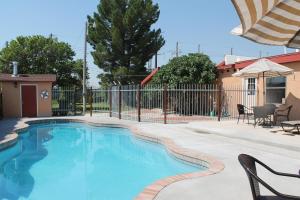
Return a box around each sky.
[0,0,296,86]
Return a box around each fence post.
[137,85,141,122]
[90,86,93,117]
[163,84,168,124]
[118,85,122,119]
[217,83,222,122]
[109,86,112,117]
[73,86,76,116]
[0,92,3,119]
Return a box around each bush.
[152,53,217,85]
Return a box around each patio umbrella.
[233,58,294,103]
[231,0,300,48]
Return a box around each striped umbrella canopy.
[231,0,300,48]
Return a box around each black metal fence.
[52,87,83,116]
[52,84,258,124]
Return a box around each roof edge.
[0,73,56,82]
[218,51,300,70]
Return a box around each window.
[266,76,286,104]
[247,78,256,95]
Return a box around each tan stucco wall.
[219,68,243,88]
[218,61,300,120]
[1,81,53,118]
[284,62,300,120]
[37,82,53,117]
[1,82,21,117]
[219,69,246,118]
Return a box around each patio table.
[253,104,277,127]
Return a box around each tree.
[152,53,218,115]
[0,35,87,87]
[152,53,218,85]
[87,0,165,86]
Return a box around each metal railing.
[52,87,83,116]
[52,84,258,123]
[89,87,110,117]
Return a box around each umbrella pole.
[263,72,265,105]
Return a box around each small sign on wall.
[40,90,49,100]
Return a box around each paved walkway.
[0,117,300,200]
[187,120,300,153]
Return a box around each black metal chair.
[237,104,253,124]
[238,154,300,200]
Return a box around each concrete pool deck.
[0,116,299,200]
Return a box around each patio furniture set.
[237,104,299,134]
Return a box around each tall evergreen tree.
[87,0,165,86]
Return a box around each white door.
[243,78,257,108]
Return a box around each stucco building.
[217,52,300,120]
[0,74,56,118]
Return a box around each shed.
[0,73,56,118]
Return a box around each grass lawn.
[52,100,109,111]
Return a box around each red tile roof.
[0,74,56,82]
[217,52,300,70]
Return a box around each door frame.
[20,84,39,117]
[242,77,258,107]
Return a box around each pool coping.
[0,118,225,200]
[0,132,18,151]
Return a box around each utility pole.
[83,22,88,114]
[155,53,158,68]
[147,58,152,69]
[176,42,179,57]
[198,44,201,53]
[259,50,262,58]
[230,48,233,55]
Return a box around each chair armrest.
[255,158,300,179]
[275,109,288,114]
[244,106,253,111]
[276,108,288,112]
[247,169,300,200]
[275,106,292,113]
[245,110,254,114]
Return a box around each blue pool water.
[0,123,203,200]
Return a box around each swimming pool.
[0,122,204,200]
